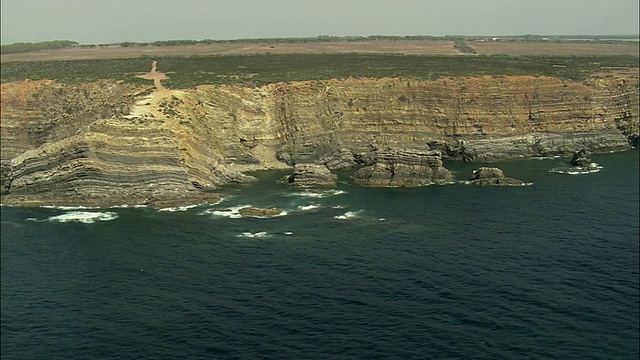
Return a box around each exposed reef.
[468,167,526,186]
[1,72,638,206]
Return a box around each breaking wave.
[297,204,322,211]
[200,205,252,218]
[158,204,199,212]
[42,205,100,210]
[549,163,603,175]
[47,211,118,224]
[288,189,346,198]
[237,231,271,238]
[531,156,561,160]
[200,205,287,219]
[334,210,364,220]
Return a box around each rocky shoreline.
[1,72,637,207]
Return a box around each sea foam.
[48,211,118,223]
[200,205,252,218]
[334,210,363,220]
[297,204,321,211]
[549,163,603,175]
[158,204,199,212]
[237,231,270,238]
[288,189,346,198]
[42,205,99,210]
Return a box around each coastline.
[1,148,635,209]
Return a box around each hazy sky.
[1,0,639,45]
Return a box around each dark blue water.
[2,151,638,359]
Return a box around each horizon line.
[2,33,639,47]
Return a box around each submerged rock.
[469,167,526,186]
[282,163,337,186]
[352,148,452,187]
[238,207,285,217]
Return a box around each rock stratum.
[1,72,638,206]
[352,148,452,187]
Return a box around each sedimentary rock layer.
[1,73,638,205]
[352,148,452,187]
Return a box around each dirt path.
[126,61,181,119]
[136,60,167,92]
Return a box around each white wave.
[459,180,532,186]
[42,205,99,210]
[48,211,118,223]
[332,205,345,209]
[531,156,561,160]
[158,204,199,212]
[297,204,321,211]
[549,163,602,175]
[111,204,148,209]
[237,231,270,238]
[334,210,363,220]
[379,218,386,221]
[204,198,225,206]
[201,205,252,218]
[201,204,288,218]
[288,189,346,198]
[283,231,293,236]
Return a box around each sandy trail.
[126,61,181,119]
[137,60,167,92]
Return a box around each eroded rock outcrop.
[352,148,452,187]
[571,149,592,167]
[469,167,526,186]
[282,163,337,186]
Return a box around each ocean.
[1,150,638,359]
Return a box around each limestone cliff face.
[1,73,638,206]
[270,76,638,164]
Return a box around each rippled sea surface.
[2,150,638,359]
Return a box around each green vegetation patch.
[1,53,638,88]
[1,40,79,54]
[1,57,152,85]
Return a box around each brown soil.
[0,40,459,62]
[2,40,637,63]
[471,41,639,55]
[3,40,637,63]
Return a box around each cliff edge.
[1,68,638,206]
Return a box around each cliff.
[1,72,638,206]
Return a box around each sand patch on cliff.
[126,61,184,119]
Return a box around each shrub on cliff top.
[1,53,638,87]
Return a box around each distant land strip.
[1,34,638,60]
